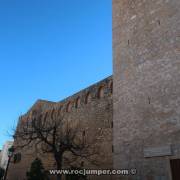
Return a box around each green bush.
[0,167,5,180]
[26,158,49,180]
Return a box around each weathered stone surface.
[113,0,180,179]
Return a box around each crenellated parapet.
[23,76,113,119]
[54,76,113,115]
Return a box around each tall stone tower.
[113,0,180,179]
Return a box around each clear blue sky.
[0,0,112,149]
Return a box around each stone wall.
[113,0,180,179]
[7,76,113,180]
